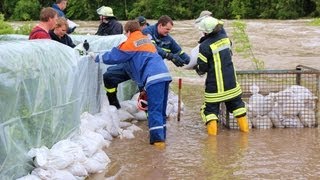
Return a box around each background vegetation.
[1,0,320,21]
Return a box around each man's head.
[54,17,68,38]
[40,7,58,29]
[56,0,67,10]
[157,15,173,36]
[124,20,140,36]
[136,16,149,30]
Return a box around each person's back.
[29,7,58,40]
[95,6,123,36]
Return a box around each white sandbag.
[127,124,143,132]
[250,115,273,129]
[65,162,88,177]
[184,44,199,70]
[16,174,41,180]
[132,111,147,121]
[120,129,135,139]
[31,168,77,180]
[299,109,316,127]
[281,115,304,128]
[117,109,134,121]
[268,110,285,128]
[71,130,106,157]
[248,85,273,116]
[83,150,110,174]
[96,128,113,141]
[119,121,132,128]
[120,100,139,114]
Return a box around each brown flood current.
[74,19,320,179]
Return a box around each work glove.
[137,90,148,111]
[83,40,90,51]
[165,53,184,67]
[193,65,206,76]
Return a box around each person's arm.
[111,23,123,35]
[96,48,131,64]
[195,44,209,75]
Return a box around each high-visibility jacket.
[197,31,242,103]
[97,31,172,90]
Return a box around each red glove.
[137,90,148,111]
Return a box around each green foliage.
[12,0,41,20]
[308,18,320,26]
[0,14,15,34]
[15,23,33,35]
[231,16,264,70]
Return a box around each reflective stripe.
[162,48,171,52]
[146,73,171,85]
[198,53,207,63]
[205,114,218,122]
[149,125,164,131]
[233,107,247,117]
[213,53,224,93]
[204,83,242,103]
[179,51,185,55]
[210,38,231,55]
[200,103,218,123]
[106,87,117,93]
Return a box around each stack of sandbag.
[247,85,317,128]
[118,90,185,122]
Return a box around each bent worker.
[194,16,249,135]
[95,20,172,148]
[103,15,190,109]
[49,17,75,48]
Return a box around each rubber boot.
[154,142,165,149]
[207,120,217,136]
[107,92,121,109]
[237,116,249,133]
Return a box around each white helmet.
[198,16,219,34]
[97,6,114,17]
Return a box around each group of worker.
[27,0,250,148]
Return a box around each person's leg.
[146,82,167,145]
[225,96,249,132]
[162,81,170,140]
[103,64,130,109]
[200,102,220,135]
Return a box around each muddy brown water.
[53,19,320,179]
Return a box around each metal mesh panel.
[220,65,320,129]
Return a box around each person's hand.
[83,40,89,51]
[88,52,99,63]
[193,65,205,76]
[171,54,184,67]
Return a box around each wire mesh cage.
[220,65,320,129]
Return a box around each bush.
[15,23,33,35]
[12,0,40,21]
[0,14,15,34]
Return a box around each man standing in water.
[95,20,172,148]
[195,16,249,135]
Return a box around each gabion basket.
[220,65,320,129]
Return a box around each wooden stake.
[177,78,182,121]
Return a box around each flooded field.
[74,19,320,179]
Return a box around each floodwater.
[74,19,320,179]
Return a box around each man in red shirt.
[29,7,58,40]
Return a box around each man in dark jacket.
[52,0,76,34]
[95,6,123,35]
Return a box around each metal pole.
[177,78,182,121]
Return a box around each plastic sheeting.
[0,34,130,179]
